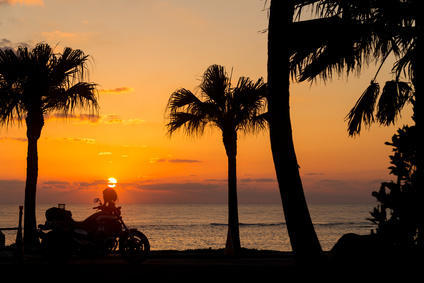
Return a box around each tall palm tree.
[166,64,267,255]
[267,0,322,259]
[0,43,98,250]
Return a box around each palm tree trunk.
[223,131,241,255]
[267,0,322,259]
[413,3,424,247]
[24,112,44,252]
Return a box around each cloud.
[149,158,167,163]
[205,178,226,183]
[47,113,100,123]
[40,30,94,45]
[0,137,26,142]
[46,113,144,125]
[0,175,385,205]
[62,137,96,144]
[0,0,44,6]
[0,38,31,50]
[240,178,276,183]
[99,87,134,95]
[0,38,12,46]
[98,152,112,156]
[41,30,77,40]
[302,177,384,204]
[304,172,325,176]
[41,180,71,190]
[0,179,24,203]
[168,159,201,163]
[150,158,201,164]
[102,115,144,125]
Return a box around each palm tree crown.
[166,64,267,139]
[290,0,417,136]
[0,43,98,125]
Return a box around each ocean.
[0,203,376,251]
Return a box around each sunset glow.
[0,0,412,205]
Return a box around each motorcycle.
[38,199,150,262]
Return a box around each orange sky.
[0,0,414,204]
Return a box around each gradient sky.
[0,0,414,204]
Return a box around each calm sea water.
[0,203,375,251]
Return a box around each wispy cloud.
[40,30,94,45]
[304,172,325,176]
[168,159,201,163]
[0,38,31,50]
[98,152,112,156]
[0,137,26,142]
[99,87,134,95]
[46,113,144,125]
[41,30,77,40]
[240,178,276,183]
[0,0,43,6]
[101,115,144,125]
[149,158,201,164]
[149,157,167,164]
[62,137,96,144]
[47,113,99,123]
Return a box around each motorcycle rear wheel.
[119,229,150,262]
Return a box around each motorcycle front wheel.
[119,229,150,263]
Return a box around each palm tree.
[290,0,417,135]
[266,0,322,259]
[290,0,424,246]
[0,43,98,250]
[166,64,267,255]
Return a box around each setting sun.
[108,177,117,188]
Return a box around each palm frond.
[199,65,229,109]
[392,44,415,82]
[232,77,267,133]
[50,47,90,86]
[166,112,207,137]
[248,112,269,133]
[0,84,24,126]
[167,88,203,113]
[167,88,221,122]
[44,82,98,115]
[297,30,374,82]
[346,81,380,136]
[376,80,413,126]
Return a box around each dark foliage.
[369,125,420,247]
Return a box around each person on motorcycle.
[102,187,118,214]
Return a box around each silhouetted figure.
[102,187,118,214]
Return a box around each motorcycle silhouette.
[38,199,150,262]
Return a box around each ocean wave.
[210,222,283,227]
[209,222,374,227]
[131,221,375,229]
